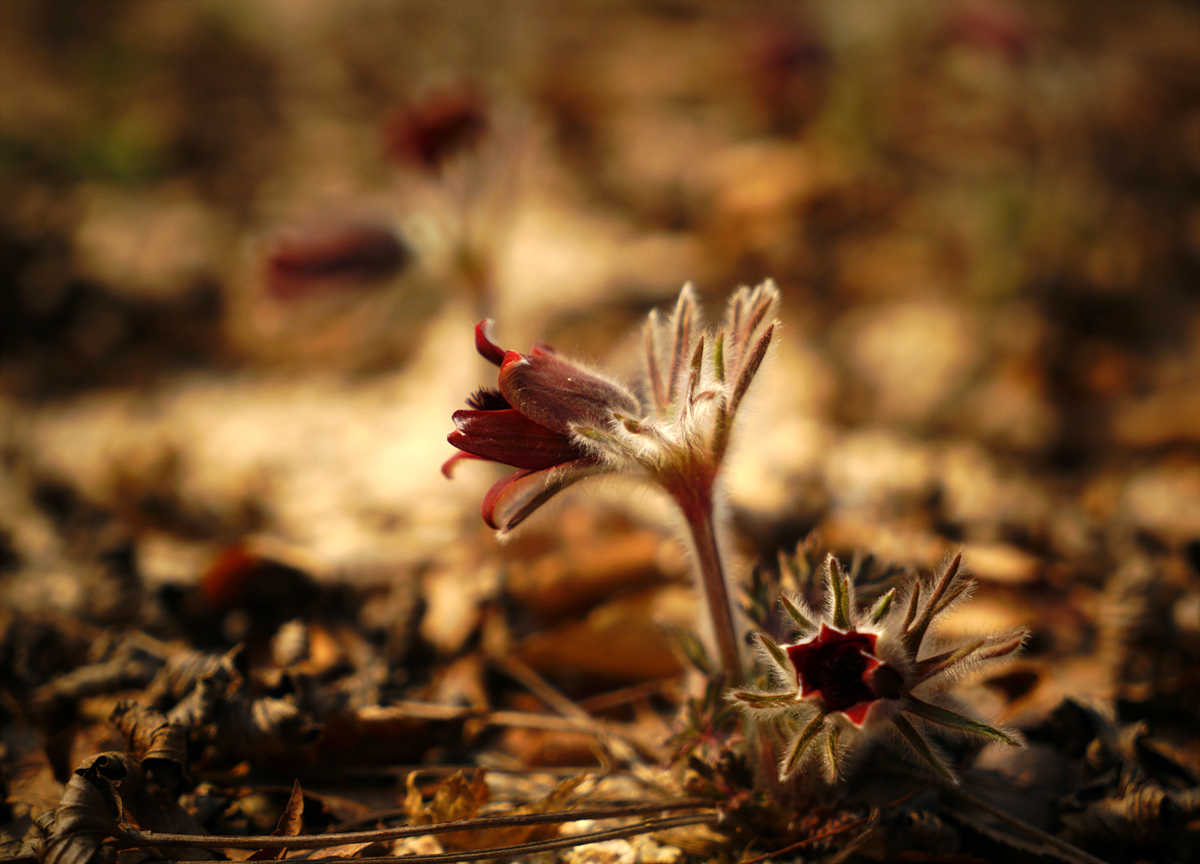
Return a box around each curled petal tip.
[474,320,506,366]
[500,350,526,370]
[442,452,481,478]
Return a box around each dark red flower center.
[786,623,881,724]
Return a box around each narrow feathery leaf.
[730,688,798,709]
[828,556,852,631]
[690,334,705,377]
[758,632,791,676]
[667,286,696,403]
[905,553,963,656]
[781,594,816,635]
[824,722,843,783]
[725,281,778,365]
[728,293,744,347]
[900,580,921,640]
[685,335,705,407]
[903,696,1023,747]
[930,576,971,620]
[918,630,1027,683]
[782,713,826,778]
[710,393,732,463]
[915,639,987,683]
[663,624,713,675]
[729,324,774,414]
[741,290,773,347]
[977,629,1027,662]
[572,425,642,462]
[779,548,803,586]
[870,588,897,625]
[643,311,666,411]
[891,713,958,785]
[713,332,726,383]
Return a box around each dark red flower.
[786,623,883,726]
[264,224,408,301]
[385,89,488,174]
[444,321,639,532]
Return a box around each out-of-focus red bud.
[385,88,489,174]
[948,0,1032,64]
[264,224,408,301]
[201,543,319,614]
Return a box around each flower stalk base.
[679,493,744,687]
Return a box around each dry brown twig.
[125,797,714,851]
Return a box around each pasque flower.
[442,320,640,531]
[445,282,780,683]
[731,552,1026,784]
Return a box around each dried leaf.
[109,701,187,792]
[247,780,305,861]
[213,691,322,763]
[97,752,216,861]
[32,758,129,864]
[404,769,490,851]
[469,773,589,849]
[146,646,240,711]
[30,643,162,708]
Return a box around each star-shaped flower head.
[730,552,1027,785]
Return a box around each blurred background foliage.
[1,0,1199,732]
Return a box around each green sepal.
[869,588,897,624]
[891,713,957,785]
[781,713,826,778]
[758,632,791,675]
[903,696,1021,747]
[729,688,798,709]
[780,594,815,635]
[825,722,843,783]
[904,553,962,657]
[828,556,852,631]
[914,639,986,683]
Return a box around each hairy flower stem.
[676,484,744,686]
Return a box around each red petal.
[475,320,507,366]
[842,700,873,727]
[498,349,639,435]
[441,452,486,478]
[787,624,881,715]
[265,224,408,300]
[481,460,606,533]
[449,408,587,470]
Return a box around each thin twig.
[134,799,714,850]
[576,678,679,713]
[739,792,917,864]
[364,702,638,742]
[951,788,1109,864]
[202,763,595,784]
[739,817,867,864]
[492,652,650,766]
[492,655,592,723]
[158,813,718,864]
